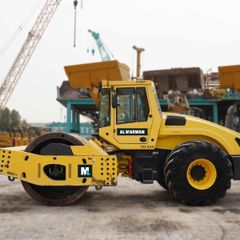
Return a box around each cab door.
[113,87,153,144]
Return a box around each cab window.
[136,88,149,121]
[116,87,149,124]
[117,88,136,124]
[99,88,110,127]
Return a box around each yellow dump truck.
[0,61,239,206]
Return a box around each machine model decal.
[117,128,148,135]
[78,165,92,178]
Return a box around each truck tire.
[157,179,168,190]
[164,141,233,206]
[22,132,89,206]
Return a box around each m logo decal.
[78,165,92,178]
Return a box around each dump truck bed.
[143,67,204,96]
[219,65,240,89]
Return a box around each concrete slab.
[0,176,240,240]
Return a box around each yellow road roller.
[0,62,239,206]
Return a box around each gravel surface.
[1,176,240,240]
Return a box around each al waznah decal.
[117,128,148,136]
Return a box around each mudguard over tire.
[164,141,233,206]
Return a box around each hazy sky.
[0,0,239,123]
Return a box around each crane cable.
[0,0,43,59]
[73,0,78,47]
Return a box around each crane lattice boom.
[88,29,114,62]
[0,0,62,109]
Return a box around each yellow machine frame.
[2,79,240,186]
[1,78,240,206]
[99,80,240,156]
[0,140,117,186]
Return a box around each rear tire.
[157,179,168,190]
[22,132,89,206]
[164,141,232,206]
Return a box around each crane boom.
[0,0,62,109]
[88,29,114,62]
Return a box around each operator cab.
[98,80,161,150]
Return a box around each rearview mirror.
[112,94,117,108]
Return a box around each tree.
[20,119,29,129]
[0,108,10,130]
[0,108,23,130]
[10,110,21,129]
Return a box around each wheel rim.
[187,159,217,190]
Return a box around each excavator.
[0,61,239,207]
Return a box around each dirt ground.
[1,176,240,240]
